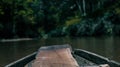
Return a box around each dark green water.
[0,37,120,66]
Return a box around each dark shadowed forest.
[0,0,120,39]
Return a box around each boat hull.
[5,46,120,67]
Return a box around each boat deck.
[25,45,109,67]
[25,45,79,67]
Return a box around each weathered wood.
[24,45,111,67]
[99,64,110,67]
[32,45,79,67]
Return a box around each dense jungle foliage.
[0,0,120,39]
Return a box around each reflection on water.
[0,37,120,66]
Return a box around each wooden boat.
[5,45,120,67]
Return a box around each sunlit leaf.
[115,8,120,15]
[66,18,81,26]
[27,0,33,2]
[18,10,26,15]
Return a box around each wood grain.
[33,45,79,67]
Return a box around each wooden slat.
[32,45,79,67]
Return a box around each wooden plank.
[32,45,79,67]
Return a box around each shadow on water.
[0,36,120,66]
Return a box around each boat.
[5,45,120,67]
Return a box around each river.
[0,37,120,66]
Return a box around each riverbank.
[0,38,34,42]
[0,0,120,39]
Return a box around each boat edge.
[74,49,120,67]
[5,52,37,67]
